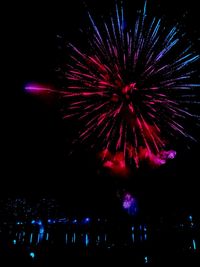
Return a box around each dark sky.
[3,0,200,216]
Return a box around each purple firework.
[122,193,138,216]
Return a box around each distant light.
[58,218,67,223]
[72,233,76,243]
[189,215,193,221]
[31,220,35,224]
[46,233,49,241]
[84,217,90,223]
[73,219,77,224]
[132,233,135,243]
[30,233,33,244]
[193,239,196,250]
[38,225,45,242]
[16,222,20,225]
[13,240,17,245]
[73,233,76,243]
[39,227,45,234]
[131,226,134,232]
[144,256,148,263]
[18,233,21,241]
[37,220,42,226]
[30,252,35,259]
[85,234,89,247]
[37,233,40,244]
[48,219,52,224]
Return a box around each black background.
[2,0,200,216]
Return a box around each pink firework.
[61,1,199,169]
[122,192,138,215]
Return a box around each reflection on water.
[9,219,151,248]
[0,215,199,265]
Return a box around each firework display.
[62,1,199,169]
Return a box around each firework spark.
[62,1,199,168]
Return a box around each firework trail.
[61,1,199,169]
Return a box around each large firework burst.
[62,1,199,169]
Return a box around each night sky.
[3,0,200,216]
